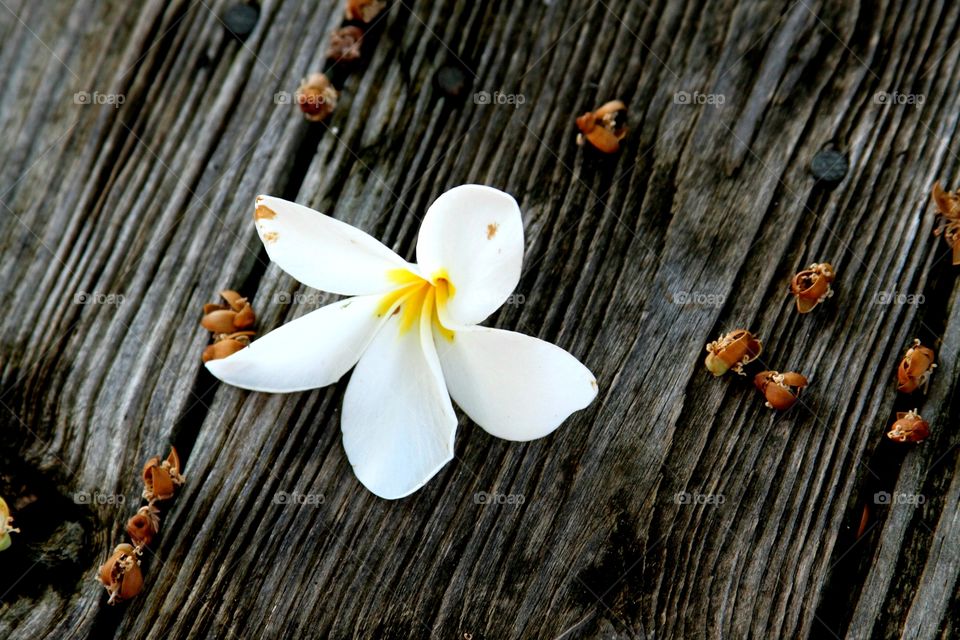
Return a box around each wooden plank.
[2,0,960,638]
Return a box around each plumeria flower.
[207,185,597,499]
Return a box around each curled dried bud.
[932,181,960,265]
[345,0,386,22]
[754,370,808,410]
[201,291,255,333]
[219,290,247,312]
[98,544,143,604]
[201,290,256,361]
[790,262,835,313]
[897,339,936,394]
[0,497,20,552]
[233,302,255,329]
[142,447,185,502]
[576,100,628,153]
[202,332,252,362]
[296,73,338,122]
[887,410,929,443]
[126,505,161,548]
[327,25,364,64]
[201,309,239,333]
[704,329,762,376]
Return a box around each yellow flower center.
[376,268,455,341]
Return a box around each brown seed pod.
[233,302,256,329]
[219,290,248,312]
[345,0,386,22]
[754,370,808,410]
[931,181,960,265]
[202,332,252,363]
[327,25,364,64]
[142,447,185,502]
[897,339,936,394]
[126,505,161,548]
[790,262,835,313]
[704,329,763,376]
[576,100,628,153]
[98,543,143,604]
[201,291,255,359]
[295,73,338,122]
[201,309,238,333]
[887,410,930,443]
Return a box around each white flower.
[206,185,598,499]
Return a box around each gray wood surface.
[1,0,959,638]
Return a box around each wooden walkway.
[1,0,959,638]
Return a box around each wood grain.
[2,0,960,638]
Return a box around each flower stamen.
[378,269,456,340]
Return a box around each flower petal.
[436,327,597,441]
[415,185,523,326]
[341,291,457,499]
[254,195,411,295]
[205,295,387,393]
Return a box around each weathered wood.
[2,0,960,638]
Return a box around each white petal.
[341,292,457,499]
[205,295,386,393]
[254,195,411,295]
[415,185,523,326]
[436,327,597,441]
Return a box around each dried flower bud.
[202,332,253,362]
[295,73,338,122]
[201,290,255,333]
[220,290,247,312]
[98,543,144,604]
[790,262,835,313]
[233,302,255,329]
[704,329,762,376]
[754,370,808,410]
[201,309,239,333]
[932,181,960,265]
[327,25,364,64]
[897,339,936,394]
[126,505,161,548]
[887,410,929,443]
[345,0,386,22]
[0,497,20,552]
[201,291,256,361]
[142,447,185,502]
[576,100,628,153]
